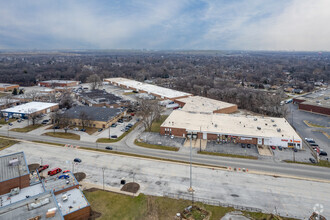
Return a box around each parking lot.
[96,116,139,139]
[2,142,330,219]
[138,132,185,148]
[205,141,313,162]
[286,103,329,160]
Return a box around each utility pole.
[199,126,202,152]
[109,124,111,139]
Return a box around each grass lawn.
[0,118,16,125]
[10,124,43,132]
[134,139,179,151]
[97,122,140,143]
[43,132,80,140]
[149,115,168,133]
[123,92,135,95]
[285,160,330,168]
[198,151,258,160]
[84,189,295,220]
[0,138,18,150]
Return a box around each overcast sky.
[0,0,329,51]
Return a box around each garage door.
[203,133,207,140]
[47,108,50,113]
[264,138,270,145]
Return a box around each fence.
[163,192,263,213]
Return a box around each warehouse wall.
[299,103,330,116]
[0,174,30,195]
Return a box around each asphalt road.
[1,126,330,182]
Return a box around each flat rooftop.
[0,83,19,88]
[176,96,237,114]
[0,191,63,220]
[78,89,123,105]
[40,80,78,84]
[64,106,123,122]
[105,77,192,99]
[1,183,44,207]
[43,172,78,193]
[300,88,330,108]
[1,102,58,114]
[0,152,29,182]
[56,188,89,217]
[161,110,301,140]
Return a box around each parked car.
[110,135,118,139]
[278,146,283,151]
[38,165,49,173]
[130,113,135,116]
[17,119,22,123]
[48,168,62,176]
[105,146,113,150]
[124,127,130,132]
[271,146,276,150]
[73,127,79,131]
[53,126,60,129]
[117,119,123,123]
[247,144,251,148]
[111,123,117,127]
[58,174,70,179]
[127,123,133,128]
[8,123,13,126]
[319,151,328,156]
[309,143,319,147]
[305,138,315,143]
[74,158,82,163]
[309,158,316,163]
[293,148,298,152]
[98,128,103,132]
[63,170,70,173]
[241,143,246,148]
[80,128,86,132]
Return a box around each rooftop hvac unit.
[9,158,19,166]
[254,118,257,121]
[214,124,217,127]
[277,128,281,132]
[271,119,275,122]
[62,194,68,201]
[9,187,20,196]
[265,123,268,126]
[257,127,261,130]
[273,124,277,127]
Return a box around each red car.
[63,170,70,173]
[270,146,276,150]
[38,165,49,173]
[48,168,62,176]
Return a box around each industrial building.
[104,77,192,100]
[160,111,302,149]
[0,151,91,220]
[38,80,79,88]
[76,89,129,108]
[64,106,125,128]
[1,102,59,118]
[0,98,20,110]
[0,83,19,92]
[175,96,238,114]
[0,152,30,195]
[293,89,330,116]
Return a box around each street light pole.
[102,168,105,190]
[188,132,194,203]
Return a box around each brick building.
[0,83,19,92]
[293,89,330,116]
[160,111,302,149]
[1,102,59,118]
[174,96,238,114]
[39,80,79,88]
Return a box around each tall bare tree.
[79,111,91,129]
[60,112,71,133]
[86,74,102,90]
[137,99,163,131]
[27,108,41,125]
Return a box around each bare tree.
[137,99,163,131]
[60,112,71,133]
[27,109,41,125]
[86,74,102,90]
[25,90,40,101]
[79,111,91,129]
[59,91,73,109]
[50,110,62,132]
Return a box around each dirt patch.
[182,205,210,220]
[88,209,102,220]
[74,172,86,182]
[28,163,40,172]
[121,182,140,193]
[84,188,99,193]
